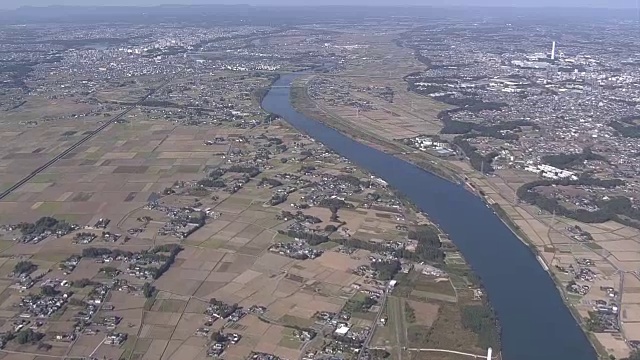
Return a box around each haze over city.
[0,0,636,9]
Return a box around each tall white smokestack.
[487,347,493,360]
[551,41,556,60]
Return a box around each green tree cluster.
[452,136,498,173]
[541,148,607,169]
[15,329,44,345]
[371,260,401,280]
[461,305,500,349]
[516,177,640,228]
[197,178,226,188]
[609,121,640,138]
[17,216,73,236]
[40,285,60,297]
[278,229,329,246]
[72,278,99,288]
[142,282,156,298]
[150,245,183,280]
[586,311,605,333]
[13,261,37,275]
[82,247,133,258]
[404,302,416,323]
[343,295,377,313]
[226,165,261,178]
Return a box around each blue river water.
[262,74,597,360]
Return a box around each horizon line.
[1,3,637,10]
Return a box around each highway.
[0,79,172,201]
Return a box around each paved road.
[357,290,389,360]
[0,78,172,201]
[405,348,492,359]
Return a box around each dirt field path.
[387,296,406,360]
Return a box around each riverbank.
[289,76,462,184]
[261,76,504,358]
[288,74,607,360]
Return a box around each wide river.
[262,74,597,360]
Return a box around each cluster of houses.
[566,280,590,296]
[323,324,371,357]
[266,186,297,206]
[200,300,259,357]
[421,264,446,277]
[268,239,324,260]
[404,136,456,157]
[575,267,597,282]
[201,304,278,357]
[71,228,120,245]
[74,285,110,324]
[353,265,377,278]
[18,292,70,318]
[206,332,242,357]
[158,218,204,239]
[12,273,36,291]
[577,258,595,267]
[100,232,121,243]
[145,202,209,239]
[87,284,110,306]
[249,352,283,360]
[316,310,373,349]
[87,218,111,230]
[126,264,157,280]
[96,315,121,330]
[524,164,578,180]
[332,323,370,344]
[205,299,247,323]
[565,260,598,296]
[313,306,375,356]
[18,224,80,244]
[566,226,593,242]
[73,232,97,244]
[585,284,621,333]
[316,311,352,324]
[53,332,76,342]
[105,332,127,345]
[293,328,315,342]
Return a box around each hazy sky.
[0,0,635,10]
